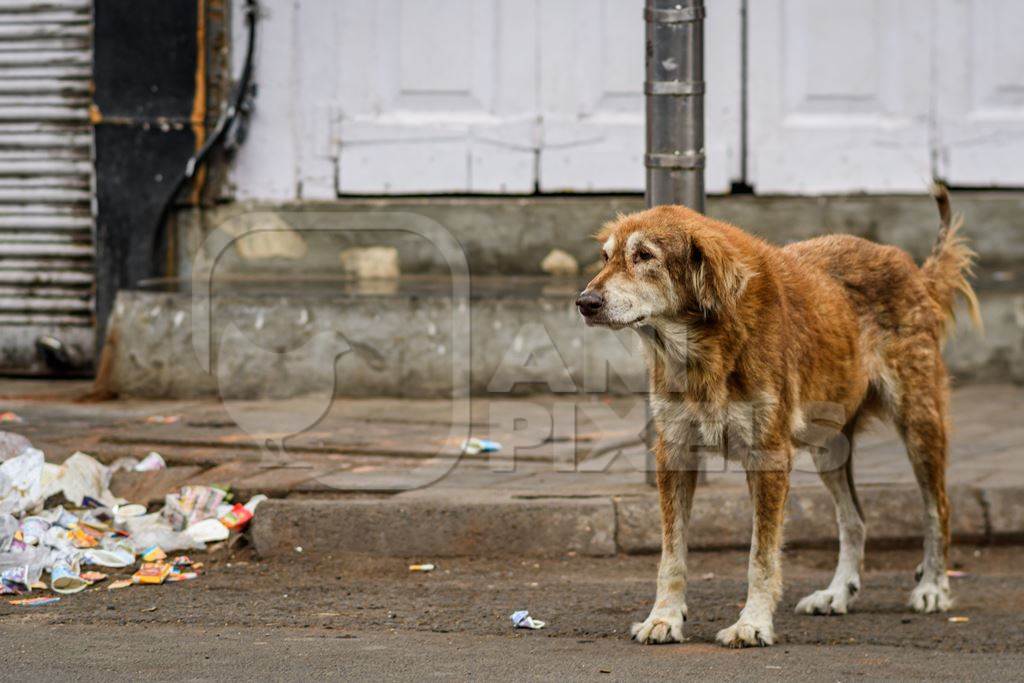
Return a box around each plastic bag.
[41,451,120,508]
[0,514,17,552]
[0,431,32,461]
[134,452,166,471]
[0,545,48,589]
[125,513,204,553]
[0,448,45,516]
[108,456,140,474]
[186,518,229,543]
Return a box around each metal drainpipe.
[644,0,706,484]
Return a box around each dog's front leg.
[716,459,791,647]
[632,436,698,644]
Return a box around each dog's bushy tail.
[922,183,983,337]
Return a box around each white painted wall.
[229,0,1024,199]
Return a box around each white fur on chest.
[649,391,780,455]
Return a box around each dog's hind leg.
[894,358,953,613]
[632,435,699,644]
[795,419,866,615]
[716,450,791,647]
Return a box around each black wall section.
[93,0,200,347]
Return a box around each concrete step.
[104,272,1023,399]
[250,482,1024,559]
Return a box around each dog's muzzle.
[575,290,605,318]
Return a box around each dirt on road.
[2,545,1021,657]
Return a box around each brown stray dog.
[576,186,980,647]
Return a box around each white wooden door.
[231,0,742,197]
[747,0,933,194]
[230,0,538,198]
[333,0,538,195]
[934,0,1024,187]
[537,0,740,194]
[537,0,643,192]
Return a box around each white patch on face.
[625,232,664,263]
[601,234,617,260]
[600,272,660,326]
[597,232,677,328]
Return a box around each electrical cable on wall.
[149,0,259,279]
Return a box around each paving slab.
[1,379,1022,557]
[109,466,205,504]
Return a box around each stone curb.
[252,484,1013,559]
[252,496,617,558]
[615,484,988,554]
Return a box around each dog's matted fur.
[575,185,980,647]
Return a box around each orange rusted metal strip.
[189,0,208,204]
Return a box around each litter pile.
[0,430,264,602]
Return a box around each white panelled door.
[243,0,742,196]
[934,0,1024,187]
[537,0,740,193]
[703,0,742,193]
[334,0,537,194]
[230,0,1024,198]
[748,0,933,194]
[537,0,644,192]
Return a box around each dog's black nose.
[575,290,604,317]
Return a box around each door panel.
[934,0,1024,186]
[538,0,740,193]
[334,0,537,194]
[748,0,932,194]
[247,0,741,196]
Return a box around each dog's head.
[576,206,752,328]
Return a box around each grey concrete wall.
[105,285,648,399]
[111,192,1024,399]
[106,281,1022,399]
[177,192,1024,279]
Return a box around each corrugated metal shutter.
[0,0,94,373]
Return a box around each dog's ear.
[682,231,752,316]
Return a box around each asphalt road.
[2,545,1022,681]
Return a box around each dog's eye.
[602,251,609,262]
[634,249,654,263]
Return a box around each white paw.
[715,618,775,648]
[910,580,952,613]
[795,579,859,615]
[630,607,686,645]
